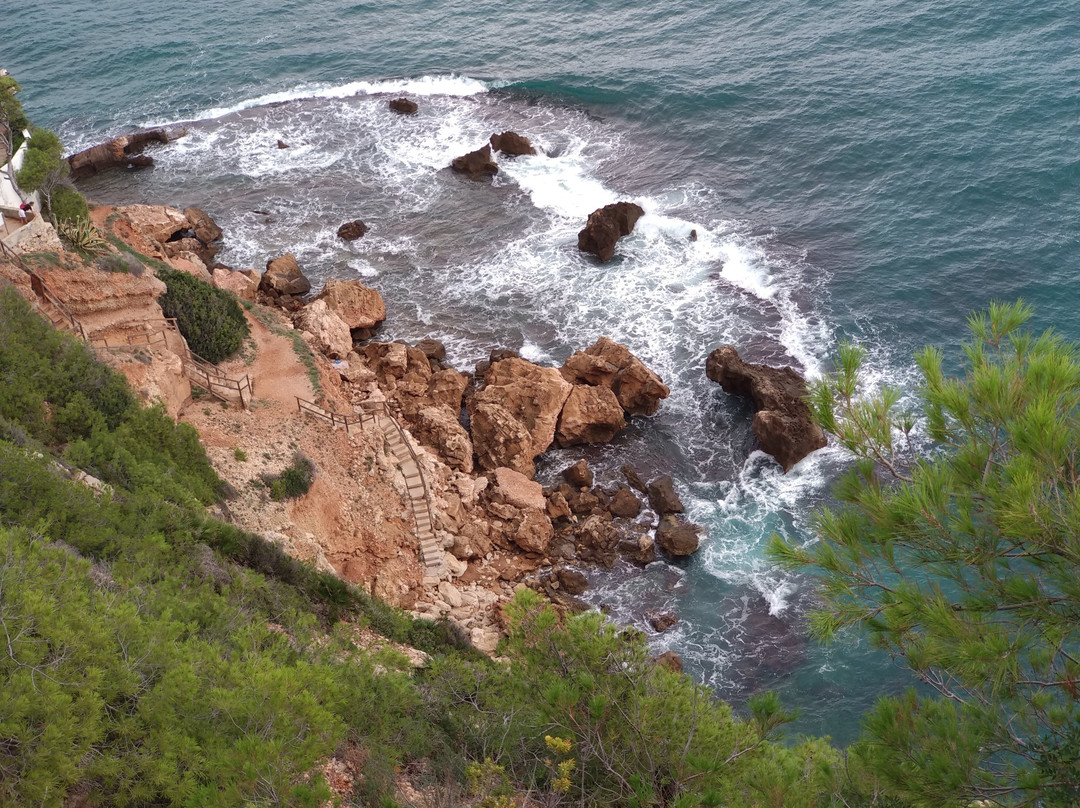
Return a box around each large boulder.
[561,337,670,416]
[451,144,498,178]
[562,459,593,489]
[293,299,352,359]
[388,98,418,115]
[577,202,644,262]
[118,205,189,244]
[512,509,553,555]
[261,253,311,296]
[608,486,642,518]
[655,515,701,556]
[183,207,223,245]
[489,131,536,156]
[494,467,546,512]
[212,267,258,302]
[556,385,627,446]
[574,514,620,568]
[337,220,368,240]
[427,367,468,411]
[705,345,826,472]
[412,406,474,472]
[67,128,181,179]
[468,357,573,477]
[313,278,386,330]
[647,476,684,515]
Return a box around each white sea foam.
[141,74,491,128]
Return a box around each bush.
[265,452,314,501]
[49,184,89,224]
[57,217,108,255]
[157,266,249,363]
[15,127,64,192]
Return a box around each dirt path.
[220,311,316,414]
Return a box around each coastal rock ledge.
[577,202,644,263]
[705,345,826,472]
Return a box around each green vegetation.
[157,264,250,363]
[771,301,1080,807]
[0,74,30,153]
[263,452,315,500]
[56,216,109,256]
[49,183,90,223]
[234,447,248,462]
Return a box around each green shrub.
[49,185,90,224]
[14,128,63,192]
[265,452,314,501]
[57,217,108,255]
[157,265,249,363]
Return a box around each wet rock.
[261,253,311,296]
[618,532,655,565]
[608,486,642,518]
[489,130,537,156]
[277,139,289,149]
[561,337,670,416]
[451,143,498,178]
[183,206,223,245]
[621,465,649,495]
[562,459,593,489]
[314,278,385,330]
[655,515,701,557]
[647,475,684,515]
[574,514,620,568]
[337,220,368,240]
[577,201,644,263]
[389,97,418,114]
[556,385,626,446]
[416,338,447,362]
[646,611,678,632]
[705,345,826,471]
[67,127,180,179]
[557,568,589,595]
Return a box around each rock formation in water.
[705,345,826,471]
[313,278,386,332]
[67,128,184,179]
[450,144,499,178]
[489,131,537,156]
[561,337,670,416]
[388,98,419,114]
[260,253,312,299]
[337,220,368,240]
[577,201,644,262]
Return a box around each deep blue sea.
[5,0,1078,744]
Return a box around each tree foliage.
[770,301,1080,806]
[157,265,250,363]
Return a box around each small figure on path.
[18,201,33,223]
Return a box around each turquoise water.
[5,1,1078,743]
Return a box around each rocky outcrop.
[337,220,368,240]
[468,357,572,477]
[561,337,670,416]
[212,267,258,302]
[577,202,644,262]
[494,467,546,512]
[389,98,418,115]
[451,144,498,179]
[293,300,352,359]
[656,515,700,556]
[260,253,311,297]
[183,207,223,245]
[67,128,183,179]
[574,515,620,568]
[555,385,626,446]
[608,486,642,518]
[562,459,593,489]
[119,205,190,244]
[34,265,167,335]
[412,406,474,473]
[647,475,684,515]
[489,131,536,156]
[705,345,826,471]
[313,279,385,331]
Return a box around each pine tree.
[770,301,1080,806]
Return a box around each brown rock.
[468,357,572,477]
[66,128,177,179]
[489,131,537,156]
[427,368,467,411]
[416,338,446,362]
[389,97,418,114]
[212,267,258,302]
[621,465,649,495]
[647,476,684,515]
[183,207,223,245]
[545,491,573,521]
[655,515,701,556]
[293,300,352,359]
[646,611,678,632]
[494,467,546,512]
[619,532,655,565]
[557,568,588,595]
[314,278,385,330]
[261,254,311,296]
[556,385,627,446]
[608,486,642,518]
[561,337,669,416]
[337,220,368,241]
[451,143,498,178]
[413,406,474,472]
[118,205,189,244]
[277,139,289,149]
[654,650,683,673]
[577,201,644,263]
[512,509,553,555]
[705,345,827,471]
[563,459,593,488]
[574,514,619,568]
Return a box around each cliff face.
[34,264,167,334]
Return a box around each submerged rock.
[489,130,537,156]
[705,345,826,471]
[389,97,419,114]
